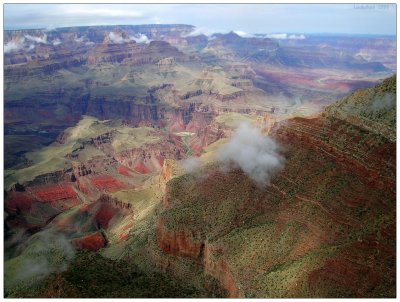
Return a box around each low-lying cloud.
[4,40,24,53]
[181,157,202,172]
[107,31,131,44]
[74,36,85,43]
[217,122,284,186]
[131,33,150,44]
[183,27,232,38]
[234,30,255,38]
[183,27,214,37]
[368,92,396,113]
[107,32,150,44]
[52,38,61,46]
[8,228,75,285]
[24,33,47,44]
[264,33,306,40]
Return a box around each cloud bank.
[24,33,47,44]
[107,31,131,44]
[217,122,284,186]
[106,31,150,44]
[234,30,255,38]
[131,33,150,44]
[4,40,24,53]
[264,33,306,40]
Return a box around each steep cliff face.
[157,218,203,261]
[4,25,191,82]
[207,32,388,72]
[154,76,396,297]
[207,32,278,59]
[115,143,183,174]
[87,39,141,64]
[87,38,189,66]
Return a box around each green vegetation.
[325,75,396,141]
[158,112,395,297]
[5,230,75,297]
[111,127,160,153]
[215,112,258,128]
[7,251,209,298]
[4,116,161,189]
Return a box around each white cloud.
[24,33,47,44]
[52,38,61,46]
[264,33,288,39]
[234,30,255,38]
[264,33,305,40]
[288,34,306,39]
[181,157,202,172]
[75,36,85,43]
[107,31,132,44]
[217,122,284,186]
[106,32,150,44]
[368,93,395,113]
[10,229,75,284]
[183,27,213,37]
[4,40,23,53]
[183,27,231,38]
[131,33,150,44]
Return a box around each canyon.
[3,24,396,298]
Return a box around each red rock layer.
[157,218,203,262]
[90,175,126,193]
[27,184,77,203]
[72,232,107,251]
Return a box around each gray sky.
[4,4,397,35]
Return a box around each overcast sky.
[4,4,397,35]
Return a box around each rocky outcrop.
[157,219,203,262]
[156,219,243,297]
[72,231,107,251]
[216,90,244,101]
[231,79,253,89]
[97,194,133,212]
[87,40,141,64]
[72,162,92,177]
[115,143,184,174]
[203,244,243,298]
[121,41,190,66]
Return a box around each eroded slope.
[153,76,396,297]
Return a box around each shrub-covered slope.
[155,76,396,297]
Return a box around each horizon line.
[3,24,397,37]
